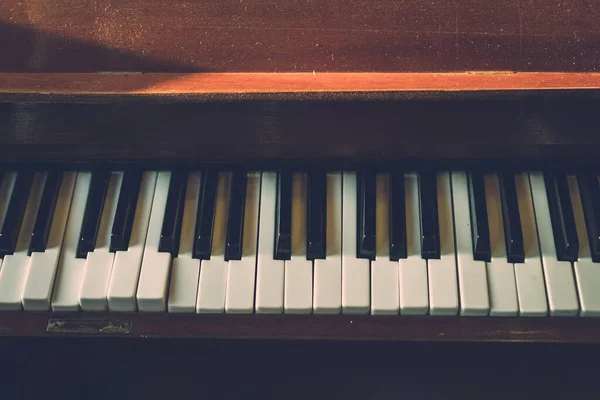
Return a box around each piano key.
[399,173,429,315]
[22,172,76,311]
[136,171,173,312]
[51,172,92,311]
[284,172,313,314]
[341,171,370,314]
[110,170,143,252]
[357,171,376,260]
[576,172,600,262]
[193,169,218,260]
[29,171,62,253]
[498,172,525,263]
[255,171,285,313]
[544,172,579,262]
[451,171,490,316]
[274,169,292,260]
[107,172,157,312]
[78,172,122,311]
[168,172,202,313]
[427,172,459,316]
[371,173,399,315]
[158,171,187,256]
[76,170,110,259]
[313,172,343,314]
[224,171,247,261]
[225,172,260,313]
[0,172,34,257]
[0,173,17,246]
[196,172,231,313]
[418,171,440,259]
[468,171,491,262]
[306,171,327,260]
[529,172,578,316]
[484,173,519,316]
[569,175,600,316]
[0,173,45,310]
[389,171,407,261]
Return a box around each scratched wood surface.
[0,0,598,73]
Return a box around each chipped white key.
[451,171,489,316]
[313,172,342,314]
[371,173,399,315]
[284,173,313,314]
[399,173,428,315]
[107,172,157,312]
[225,172,260,313]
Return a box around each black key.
[225,171,247,261]
[544,171,579,262]
[357,171,376,260]
[158,171,187,257]
[389,172,407,261]
[29,171,62,254]
[418,171,440,259]
[110,171,143,252]
[76,171,110,259]
[306,171,327,260]
[577,172,600,262]
[498,172,525,263]
[274,170,292,260]
[468,171,491,262]
[193,169,219,259]
[0,172,34,257]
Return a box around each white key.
[399,173,428,315]
[137,172,172,312]
[225,172,260,313]
[341,171,370,314]
[284,173,313,314]
[78,172,122,311]
[255,171,285,313]
[0,173,45,310]
[371,173,399,315]
[569,175,600,316]
[529,172,578,316]
[313,172,342,314]
[107,172,157,312]
[23,172,76,311]
[428,172,459,316]
[451,171,489,316]
[196,172,231,313]
[52,172,91,311]
[484,173,519,316]
[167,172,202,313]
[513,173,548,316]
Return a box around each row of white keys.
[196,172,231,313]
[78,172,123,311]
[400,173,428,315]
[569,175,600,316]
[0,172,45,310]
[23,172,76,311]
[529,172,579,316]
[313,172,342,314]
[341,171,370,314]
[107,172,157,311]
[371,173,399,315]
[284,173,313,313]
[167,172,202,313]
[484,173,519,316]
[226,172,260,313]
[255,171,285,313]
[451,171,489,316]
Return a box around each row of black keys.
[0,169,599,264]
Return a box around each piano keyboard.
[0,168,599,317]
